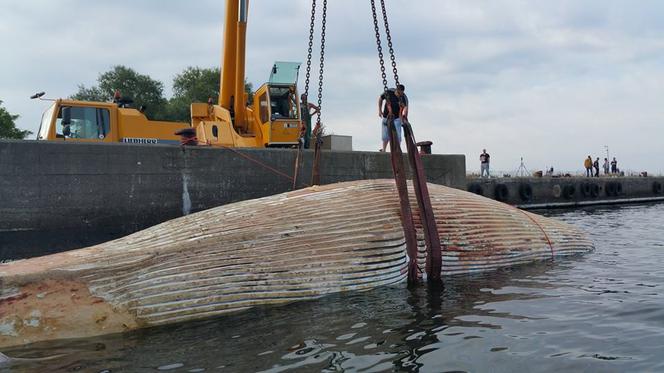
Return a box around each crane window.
[56,106,111,139]
[258,92,269,123]
[269,86,298,120]
[37,104,56,140]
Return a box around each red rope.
[514,207,555,259]
[180,137,199,146]
[219,145,310,188]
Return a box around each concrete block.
[321,135,352,151]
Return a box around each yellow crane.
[191,0,303,147]
[35,0,303,148]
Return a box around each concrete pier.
[467,176,664,209]
[3,139,662,260]
[0,140,465,259]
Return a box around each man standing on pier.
[480,149,490,178]
[395,84,409,123]
[593,157,600,177]
[378,88,402,152]
[300,94,319,149]
[584,156,593,177]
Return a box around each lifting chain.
[371,0,399,91]
[370,0,388,93]
[303,0,317,102]
[380,0,400,86]
[303,0,327,136]
[304,0,328,186]
[315,0,328,128]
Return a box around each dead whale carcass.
[0,179,593,348]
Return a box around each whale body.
[0,180,593,348]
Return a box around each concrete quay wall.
[0,140,465,259]
[467,176,664,209]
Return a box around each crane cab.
[194,61,304,148]
[37,100,114,143]
[192,83,302,148]
[253,83,301,147]
[36,99,186,144]
[253,61,304,147]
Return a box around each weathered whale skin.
[0,180,593,348]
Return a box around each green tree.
[245,81,253,105]
[166,66,254,122]
[167,67,220,122]
[70,85,106,102]
[172,67,221,102]
[0,100,32,139]
[71,65,168,120]
[70,65,255,123]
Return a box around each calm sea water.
[2,203,664,373]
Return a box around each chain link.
[380,0,400,86]
[303,0,317,101]
[370,0,388,93]
[315,0,327,128]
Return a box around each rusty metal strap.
[311,124,322,185]
[402,122,442,283]
[386,116,420,284]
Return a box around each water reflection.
[3,261,559,373]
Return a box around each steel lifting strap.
[371,0,442,284]
[402,123,442,283]
[386,117,420,284]
[371,0,418,284]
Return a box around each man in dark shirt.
[395,84,409,121]
[378,85,407,152]
[299,94,319,149]
[593,157,600,177]
[480,149,490,178]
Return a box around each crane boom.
[219,0,249,132]
[234,0,249,132]
[219,0,239,110]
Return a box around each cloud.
[1,0,663,174]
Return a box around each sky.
[1,0,664,175]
